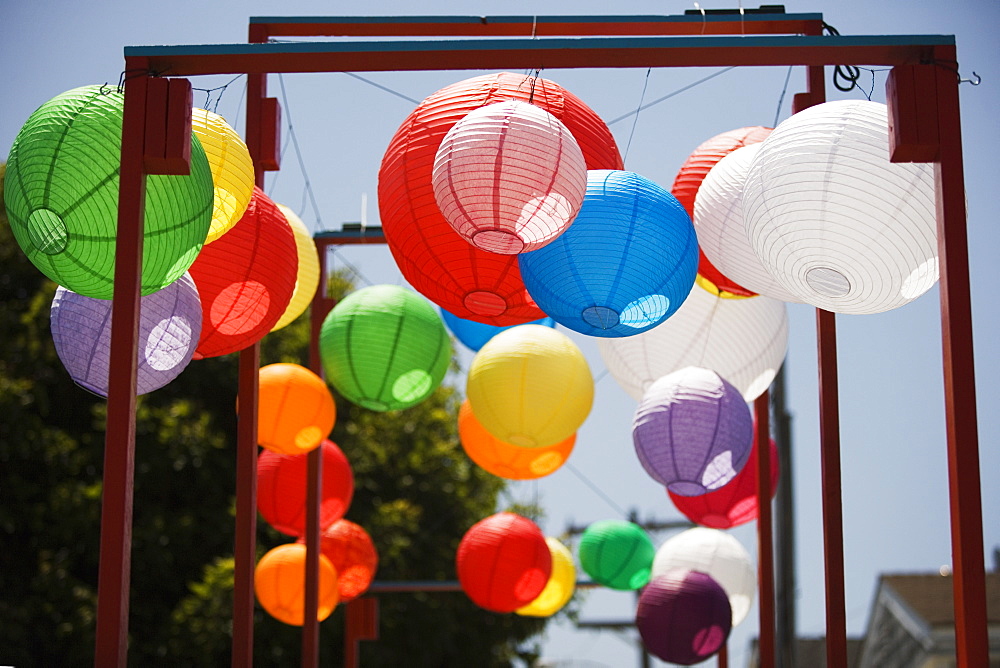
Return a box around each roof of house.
[880,572,1000,627]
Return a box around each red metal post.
[816,308,847,668]
[717,643,728,668]
[94,59,149,668]
[754,391,775,668]
[230,23,269,668]
[931,54,989,667]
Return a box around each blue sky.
[3,1,998,666]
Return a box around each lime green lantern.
[3,85,213,299]
[319,285,451,411]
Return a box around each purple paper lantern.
[636,569,732,665]
[632,366,752,495]
[50,273,202,396]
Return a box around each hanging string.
[192,74,244,114]
[606,67,736,125]
[341,71,420,104]
[622,67,653,163]
[330,246,377,288]
[275,73,325,230]
[565,462,629,517]
[773,65,793,127]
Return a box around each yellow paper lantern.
[516,537,576,617]
[271,205,321,332]
[191,107,255,244]
[467,324,593,448]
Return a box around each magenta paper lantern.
[50,273,202,396]
[636,570,732,666]
[432,100,587,254]
[632,367,752,495]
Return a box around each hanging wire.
[330,246,377,288]
[622,68,653,163]
[275,73,325,230]
[565,462,629,517]
[606,67,736,125]
[772,65,793,127]
[191,74,244,114]
[341,71,420,104]
[821,22,863,93]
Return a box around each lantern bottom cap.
[464,290,508,317]
[667,480,712,497]
[471,228,525,254]
[805,266,851,297]
[581,305,620,329]
[27,208,68,255]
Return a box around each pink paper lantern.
[432,100,587,254]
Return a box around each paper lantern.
[694,144,799,302]
[254,543,339,626]
[432,100,587,254]
[636,570,732,665]
[191,107,255,243]
[516,537,576,617]
[441,309,555,353]
[189,186,298,358]
[670,434,780,529]
[257,439,354,537]
[3,85,212,299]
[519,170,698,337]
[270,205,320,332]
[578,520,655,590]
[298,519,378,602]
[319,285,450,412]
[672,126,772,298]
[652,528,756,626]
[632,367,752,495]
[467,324,593,448]
[50,273,202,396]
[458,400,575,480]
[599,284,787,402]
[743,100,938,314]
[378,71,622,325]
[258,363,336,455]
[456,512,551,613]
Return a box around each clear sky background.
[2,1,998,666]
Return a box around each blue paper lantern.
[518,170,698,337]
[441,309,556,352]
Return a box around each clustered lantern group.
[6,62,943,661]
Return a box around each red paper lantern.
[378,71,622,326]
[189,186,297,358]
[299,519,378,602]
[671,126,771,297]
[669,434,780,529]
[257,439,354,537]
[456,512,551,612]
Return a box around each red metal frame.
[754,392,775,668]
[96,14,987,668]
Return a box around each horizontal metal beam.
[247,12,824,38]
[126,34,954,77]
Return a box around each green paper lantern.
[578,519,656,590]
[319,284,451,411]
[3,85,213,299]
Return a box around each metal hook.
[959,71,982,86]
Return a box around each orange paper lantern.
[189,186,297,358]
[254,543,339,626]
[258,363,336,456]
[458,400,575,480]
[671,126,771,298]
[378,71,622,325]
[299,519,379,602]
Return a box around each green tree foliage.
[0,164,548,666]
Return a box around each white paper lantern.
[742,100,937,314]
[694,144,799,302]
[651,527,756,626]
[432,100,587,254]
[598,284,787,402]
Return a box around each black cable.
[773,65,793,127]
[822,22,863,93]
